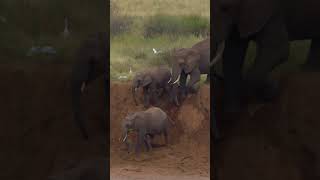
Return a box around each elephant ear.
[142,75,152,87]
[185,49,200,74]
[237,0,277,38]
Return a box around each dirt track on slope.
[110,82,210,179]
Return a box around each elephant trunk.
[71,80,88,139]
[170,65,182,85]
[210,41,225,66]
[119,125,129,143]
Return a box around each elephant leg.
[136,128,147,155]
[145,134,152,152]
[143,87,150,108]
[223,29,249,113]
[302,39,320,71]
[246,15,289,102]
[180,72,188,98]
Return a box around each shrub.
[143,14,209,38]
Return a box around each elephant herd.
[70,32,214,147]
[123,37,212,154]
[71,0,320,144]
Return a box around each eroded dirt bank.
[110,82,210,179]
[215,72,320,180]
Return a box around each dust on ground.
[215,72,320,180]
[110,82,210,179]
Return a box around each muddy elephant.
[132,66,179,107]
[120,107,174,155]
[212,0,320,112]
[47,158,107,180]
[169,38,215,96]
[71,32,108,139]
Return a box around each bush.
[143,14,209,38]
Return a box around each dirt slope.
[216,72,320,180]
[110,82,210,179]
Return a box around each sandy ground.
[110,82,210,180]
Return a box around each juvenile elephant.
[132,66,175,107]
[71,32,108,140]
[120,107,174,155]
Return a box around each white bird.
[129,67,132,74]
[118,75,128,80]
[152,48,162,54]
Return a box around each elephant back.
[144,107,168,128]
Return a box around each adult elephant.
[169,38,214,96]
[71,32,108,140]
[212,0,320,112]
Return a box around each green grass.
[113,0,210,17]
[110,0,210,81]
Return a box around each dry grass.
[114,0,210,17]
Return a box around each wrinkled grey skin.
[48,158,107,180]
[212,0,320,112]
[71,32,108,140]
[169,38,212,97]
[132,66,178,107]
[121,107,173,155]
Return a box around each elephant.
[169,38,213,97]
[71,32,108,140]
[212,0,320,112]
[132,66,179,107]
[47,158,107,180]
[120,107,174,155]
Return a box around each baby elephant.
[121,107,174,155]
[132,66,171,107]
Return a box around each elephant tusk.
[167,77,172,83]
[210,41,225,66]
[122,133,128,142]
[172,74,181,84]
[81,82,86,93]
